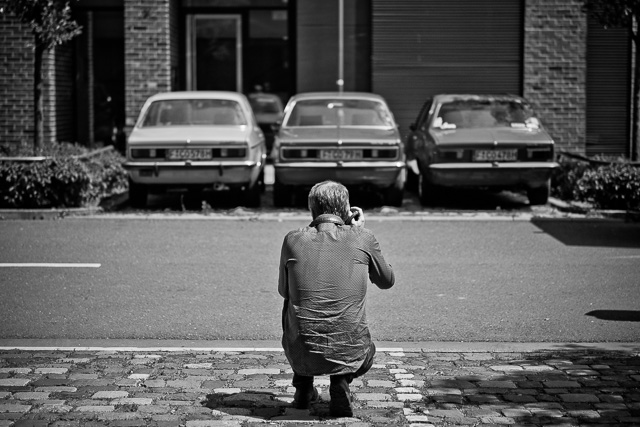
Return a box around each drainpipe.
[337,0,344,93]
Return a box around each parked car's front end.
[272,92,406,206]
[407,94,558,205]
[124,91,266,208]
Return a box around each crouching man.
[278,180,396,417]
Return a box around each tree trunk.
[34,41,45,154]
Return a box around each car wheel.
[527,180,550,205]
[257,169,266,193]
[383,184,404,207]
[273,179,291,207]
[243,184,261,208]
[128,179,148,209]
[418,173,439,206]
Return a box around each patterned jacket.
[278,214,395,376]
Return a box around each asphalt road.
[1,215,638,343]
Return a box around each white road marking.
[0,263,101,268]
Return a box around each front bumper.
[124,160,264,187]
[274,161,406,187]
[427,162,559,188]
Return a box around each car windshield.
[433,99,538,130]
[141,99,247,127]
[249,96,282,114]
[284,99,395,127]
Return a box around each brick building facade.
[0,0,633,158]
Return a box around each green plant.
[0,142,127,209]
[83,149,128,205]
[574,163,640,210]
[0,157,89,208]
[551,156,591,200]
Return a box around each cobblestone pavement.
[0,345,639,426]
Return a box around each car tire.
[383,184,404,207]
[243,183,261,208]
[128,179,148,209]
[527,180,550,205]
[273,179,291,207]
[418,173,439,206]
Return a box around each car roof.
[288,92,387,102]
[433,94,527,104]
[145,91,248,102]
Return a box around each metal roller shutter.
[372,0,523,133]
[586,17,631,157]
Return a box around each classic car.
[124,91,267,208]
[272,92,406,207]
[248,92,284,154]
[405,94,559,206]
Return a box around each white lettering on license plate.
[320,149,363,160]
[474,149,517,161]
[167,149,212,160]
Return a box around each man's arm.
[278,236,289,299]
[366,232,395,289]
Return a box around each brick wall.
[524,0,587,153]
[0,12,77,151]
[124,0,174,131]
[0,13,34,150]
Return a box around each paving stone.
[560,393,600,403]
[354,393,393,401]
[34,368,68,374]
[91,391,128,399]
[0,404,32,413]
[0,379,31,387]
[12,392,51,400]
[75,405,115,412]
[237,369,279,375]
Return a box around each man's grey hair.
[308,180,350,220]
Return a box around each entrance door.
[187,15,242,92]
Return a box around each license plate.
[474,149,517,162]
[320,149,363,160]
[167,149,212,160]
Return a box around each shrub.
[551,156,591,200]
[574,163,640,210]
[0,142,127,209]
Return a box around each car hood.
[430,127,554,145]
[278,127,400,144]
[128,126,251,145]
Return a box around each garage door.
[586,17,631,157]
[372,0,523,133]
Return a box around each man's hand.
[350,206,365,228]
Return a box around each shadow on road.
[586,310,640,322]
[531,218,640,248]
[115,185,537,214]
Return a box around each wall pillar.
[124,0,173,132]
[523,0,587,153]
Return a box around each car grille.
[281,147,399,160]
[130,147,247,160]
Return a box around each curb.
[0,339,638,354]
[0,194,636,221]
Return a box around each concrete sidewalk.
[0,341,638,426]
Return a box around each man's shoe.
[292,386,319,409]
[329,383,353,417]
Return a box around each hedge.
[552,154,640,210]
[0,142,128,209]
